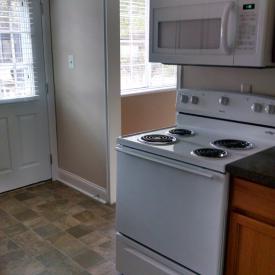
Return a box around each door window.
[0,0,36,100]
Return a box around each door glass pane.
[14,33,23,62]
[0,34,12,62]
[0,0,36,100]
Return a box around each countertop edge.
[226,147,275,189]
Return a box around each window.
[0,0,36,100]
[120,0,177,94]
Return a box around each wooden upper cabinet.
[226,213,275,275]
[226,178,275,275]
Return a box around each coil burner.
[139,134,177,146]
[212,139,254,150]
[192,148,228,159]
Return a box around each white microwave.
[149,0,275,67]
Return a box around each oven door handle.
[117,146,215,179]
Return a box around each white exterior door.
[0,0,51,193]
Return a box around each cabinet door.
[226,213,275,275]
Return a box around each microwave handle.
[221,2,237,54]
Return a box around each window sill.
[0,95,39,105]
[121,87,176,98]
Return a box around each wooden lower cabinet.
[226,212,275,275]
[225,178,275,275]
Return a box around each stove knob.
[190,96,199,105]
[251,103,263,113]
[219,96,230,106]
[181,95,189,104]
[265,105,275,115]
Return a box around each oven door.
[149,0,238,65]
[116,145,229,275]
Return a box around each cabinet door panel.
[226,213,275,275]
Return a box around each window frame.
[121,86,176,97]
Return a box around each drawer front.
[116,234,197,275]
[232,178,275,224]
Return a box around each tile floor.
[0,181,117,275]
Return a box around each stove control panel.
[177,89,275,127]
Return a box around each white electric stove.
[116,89,275,275]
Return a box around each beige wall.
[122,91,177,136]
[184,67,275,96]
[50,0,108,188]
[121,66,275,136]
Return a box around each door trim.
[41,0,58,180]
[104,0,121,204]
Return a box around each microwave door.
[150,0,238,66]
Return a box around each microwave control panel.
[236,0,258,52]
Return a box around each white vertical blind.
[120,0,177,94]
[0,0,36,100]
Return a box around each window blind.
[0,0,36,100]
[120,0,177,93]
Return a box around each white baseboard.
[57,168,107,204]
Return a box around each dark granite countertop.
[226,147,275,188]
